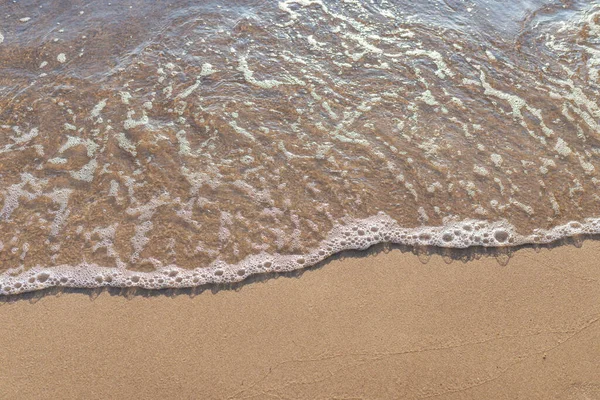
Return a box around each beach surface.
[2,241,600,400]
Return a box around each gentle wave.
[1,0,600,294]
[1,213,598,295]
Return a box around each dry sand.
[1,241,600,400]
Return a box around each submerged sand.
[1,241,600,399]
[3,1,600,287]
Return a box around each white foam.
[91,99,107,119]
[473,165,489,177]
[177,80,201,99]
[2,213,600,295]
[115,132,137,156]
[237,56,282,89]
[406,49,454,79]
[48,157,67,164]
[46,188,72,236]
[69,159,98,182]
[200,63,216,76]
[490,153,503,167]
[58,135,99,157]
[120,92,132,104]
[554,137,572,157]
[123,111,148,130]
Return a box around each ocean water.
[1,0,600,294]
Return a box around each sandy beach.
[2,1,600,399]
[1,241,599,399]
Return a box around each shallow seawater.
[1,0,600,294]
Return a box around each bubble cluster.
[2,213,599,295]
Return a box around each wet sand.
[1,241,600,399]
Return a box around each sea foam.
[1,213,597,295]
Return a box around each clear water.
[1,0,600,294]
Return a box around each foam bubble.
[200,63,216,76]
[91,99,107,119]
[69,159,98,182]
[2,213,600,295]
[555,137,572,156]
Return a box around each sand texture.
[1,241,600,399]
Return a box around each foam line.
[1,213,597,295]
